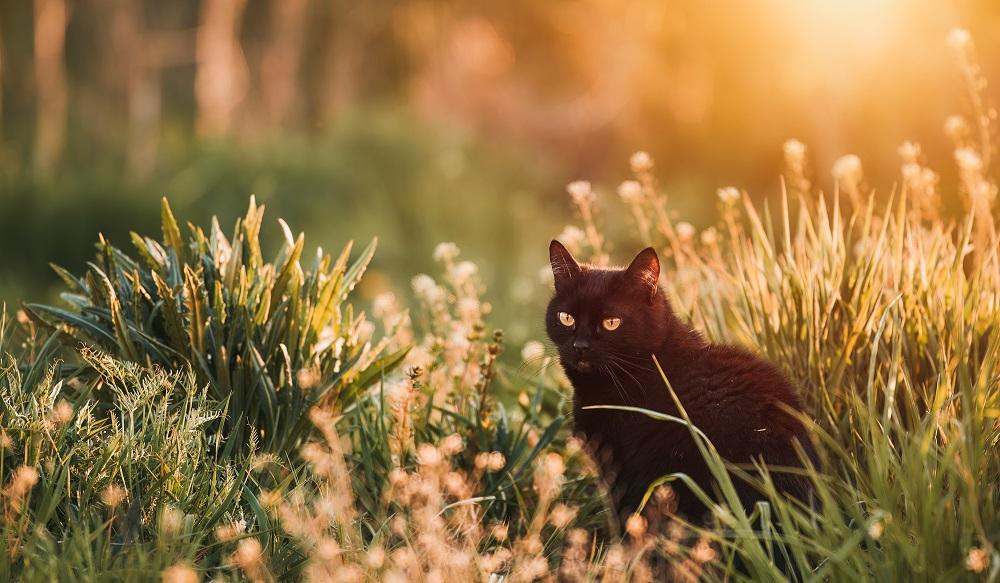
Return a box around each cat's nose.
[572,339,590,354]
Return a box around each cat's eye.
[602,317,622,331]
[558,312,575,327]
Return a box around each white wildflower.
[433,242,460,263]
[717,186,741,205]
[566,181,594,206]
[617,180,643,203]
[630,151,654,172]
[675,222,695,242]
[520,340,546,362]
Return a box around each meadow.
[2,9,1000,583]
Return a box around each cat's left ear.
[625,247,660,301]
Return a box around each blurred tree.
[257,0,306,128]
[32,0,68,171]
[195,0,248,136]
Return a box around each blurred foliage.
[5,0,1000,331]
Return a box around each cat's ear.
[550,240,581,292]
[625,247,660,301]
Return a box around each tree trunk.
[111,0,161,180]
[259,0,307,128]
[33,0,68,172]
[195,0,248,137]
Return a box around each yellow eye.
[558,312,575,327]
[602,317,621,331]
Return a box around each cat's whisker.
[602,363,632,406]
[607,359,646,397]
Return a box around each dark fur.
[546,241,818,526]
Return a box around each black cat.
[546,240,818,526]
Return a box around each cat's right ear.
[549,240,581,293]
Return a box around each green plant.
[25,198,408,457]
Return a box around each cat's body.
[546,241,817,525]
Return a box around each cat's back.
[678,342,809,450]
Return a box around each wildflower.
[947,28,972,52]
[259,489,281,508]
[433,242,460,263]
[372,292,398,319]
[700,227,719,246]
[675,222,695,243]
[491,523,509,541]
[538,265,555,287]
[717,186,741,205]
[457,297,481,323]
[412,274,445,304]
[691,538,717,563]
[160,506,184,537]
[215,519,247,542]
[518,391,531,407]
[557,225,586,251]
[367,547,387,569]
[832,154,863,184]
[441,433,464,455]
[898,141,921,162]
[4,466,39,512]
[417,444,442,468]
[868,520,884,539]
[549,503,578,529]
[50,399,74,426]
[232,538,265,581]
[161,563,198,583]
[443,471,467,496]
[955,147,983,172]
[520,340,545,362]
[525,429,539,447]
[487,451,506,472]
[625,513,647,539]
[296,367,321,390]
[102,484,126,509]
[653,484,678,514]
[449,261,478,285]
[945,115,969,141]
[16,310,29,325]
[630,151,654,172]
[534,452,564,499]
[390,515,407,536]
[966,547,990,573]
[617,180,643,203]
[566,181,594,206]
[783,139,806,163]
[0,430,12,449]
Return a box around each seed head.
[101,484,126,509]
[433,242,460,263]
[675,222,695,243]
[617,180,643,203]
[625,513,647,539]
[161,563,199,583]
[966,547,990,573]
[630,151,654,172]
[947,28,972,52]
[520,340,545,362]
[717,187,741,205]
[566,181,594,206]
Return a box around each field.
[2,4,1000,582]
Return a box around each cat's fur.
[546,240,817,526]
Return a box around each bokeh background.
[1,0,998,345]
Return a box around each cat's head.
[545,240,671,375]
